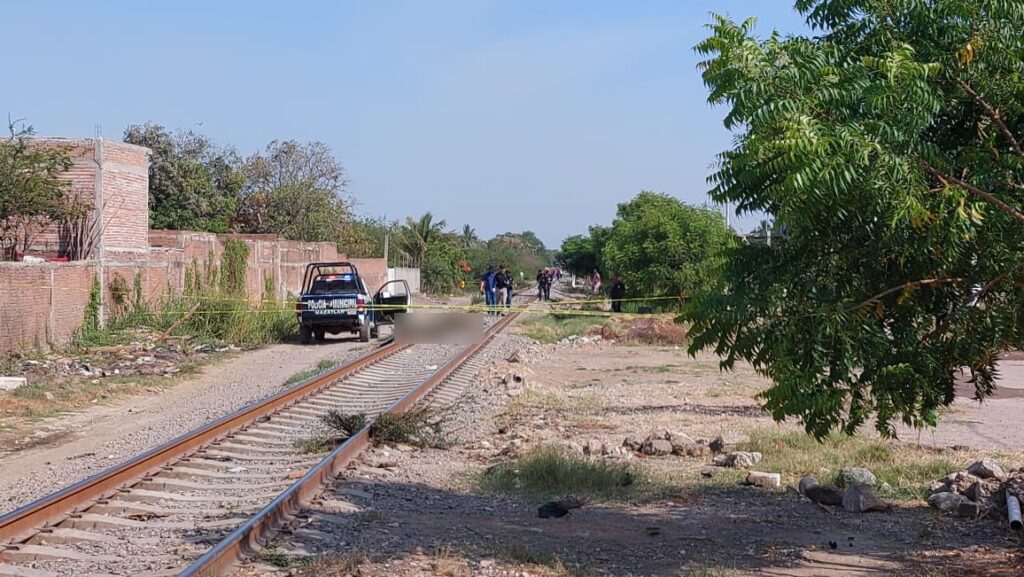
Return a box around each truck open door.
[372,279,412,337]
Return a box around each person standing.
[536,269,547,301]
[543,268,552,301]
[497,264,513,309]
[591,269,602,296]
[480,265,498,313]
[610,277,626,313]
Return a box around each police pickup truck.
[296,262,410,343]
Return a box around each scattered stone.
[709,436,727,454]
[963,480,999,504]
[806,484,844,507]
[43,392,56,401]
[878,482,892,494]
[798,475,820,495]
[505,350,522,363]
[928,491,969,513]
[841,485,890,513]
[0,376,27,391]
[700,467,717,478]
[838,467,877,488]
[674,443,710,458]
[538,496,585,519]
[713,451,762,468]
[622,436,644,451]
[956,500,982,518]
[745,471,781,489]
[967,458,1006,481]
[582,439,604,456]
[943,471,980,495]
[319,499,361,514]
[641,439,674,456]
[479,559,497,568]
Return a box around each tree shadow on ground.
[266,473,1024,576]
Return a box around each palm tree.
[460,224,479,247]
[398,212,447,267]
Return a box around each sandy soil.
[0,335,370,513]
[238,329,1024,577]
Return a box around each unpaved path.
[0,336,370,513]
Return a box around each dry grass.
[515,315,607,344]
[714,427,967,500]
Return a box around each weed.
[515,316,606,344]
[479,445,655,502]
[489,543,590,577]
[322,410,368,437]
[731,427,965,499]
[370,405,450,448]
[284,359,339,387]
[294,435,336,454]
[432,545,470,577]
[299,549,372,577]
[260,545,296,568]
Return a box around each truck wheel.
[370,326,379,339]
[300,325,312,344]
[359,322,370,343]
[314,328,326,341]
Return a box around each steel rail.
[0,339,408,546]
[178,308,523,577]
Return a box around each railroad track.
[0,307,526,577]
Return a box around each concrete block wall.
[0,261,98,351]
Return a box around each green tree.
[239,140,351,242]
[123,123,242,233]
[558,234,599,277]
[397,212,447,267]
[685,1,1024,438]
[0,122,84,260]
[601,192,734,299]
[421,234,465,295]
[460,224,479,248]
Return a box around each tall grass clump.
[480,445,656,502]
[159,240,294,346]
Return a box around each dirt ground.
[240,327,1024,577]
[0,336,370,512]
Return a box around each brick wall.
[0,261,98,351]
[1,137,389,352]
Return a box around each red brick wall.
[3,137,388,352]
[0,261,97,351]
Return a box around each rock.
[582,439,604,456]
[0,376,27,392]
[319,499,362,514]
[713,451,762,468]
[745,471,781,488]
[798,476,820,495]
[963,479,999,504]
[676,443,710,458]
[647,428,672,442]
[43,391,56,401]
[709,436,727,454]
[641,439,674,456]
[944,471,980,495]
[538,497,585,518]
[838,467,877,488]
[805,484,844,507]
[841,485,890,513]
[506,350,522,363]
[928,491,970,513]
[967,458,1006,481]
[622,436,644,451]
[480,559,497,568]
[956,500,981,518]
[700,467,717,478]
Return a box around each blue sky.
[5,1,808,247]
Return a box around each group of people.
[479,264,515,312]
[536,267,561,301]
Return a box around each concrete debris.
[744,471,781,489]
[713,451,762,468]
[798,475,819,495]
[805,484,844,507]
[841,485,890,513]
[928,491,970,513]
[967,458,1007,481]
[837,467,877,488]
[0,376,28,391]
